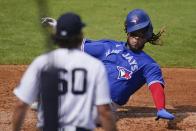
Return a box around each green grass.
[0,0,196,67]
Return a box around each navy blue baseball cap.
[56,12,85,38]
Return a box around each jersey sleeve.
[81,39,107,59]
[94,63,111,105]
[13,57,43,105]
[143,63,165,87]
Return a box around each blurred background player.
[42,9,175,120]
[12,12,117,131]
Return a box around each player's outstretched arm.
[149,83,175,120]
[97,104,117,131]
[12,99,29,131]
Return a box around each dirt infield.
[0,65,196,131]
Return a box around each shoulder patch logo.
[117,66,132,80]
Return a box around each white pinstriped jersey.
[13,48,110,130]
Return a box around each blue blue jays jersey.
[82,39,164,105]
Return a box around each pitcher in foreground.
[12,12,117,131]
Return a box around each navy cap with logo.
[56,12,85,38]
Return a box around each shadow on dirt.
[166,105,196,130]
[116,105,196,130]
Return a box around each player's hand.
[155,109,175,121]
[41,17,57,27]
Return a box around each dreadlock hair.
[148,27,165,45]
